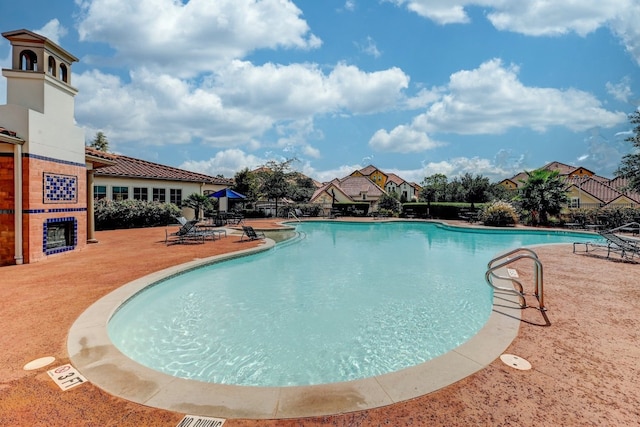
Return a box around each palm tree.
[182,193,212,220]
[518,169,568,225]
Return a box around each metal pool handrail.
[486,247,545,311]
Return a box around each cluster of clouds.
[387,0,640,56]
[2,0,638,182]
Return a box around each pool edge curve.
[67,235,522,420]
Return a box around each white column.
[13,142,23,264]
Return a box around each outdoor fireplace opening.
[44,217,77,255]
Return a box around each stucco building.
[0,29,234,266]
[0,29,104,266]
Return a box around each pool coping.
[67,234,523,420]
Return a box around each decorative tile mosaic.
[44,173,78,203]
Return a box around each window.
[48,56,56,76]
[170,189,182,206]
[112,186,129,201]
[133,187,148,201]
[570,197,580,208]
[20,50,38,71]
[60,64,68,83]
[153,188,166,202]
[94,185,107,200]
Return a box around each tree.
[378,192,401,213]
[460,173,490,208]
[257,159,295,216]
[88,131,109,152]
[420,173,448,203]
[232,168,260,203]
[182,193,212,220]
[487,182,517,202]
[289,174,316,202]
[517,169,568,225]
[446,178,465,202]
[616,109,640,193]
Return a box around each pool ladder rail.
[485,248,545,311]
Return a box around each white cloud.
[76,0,321,77]
[75,68,272,148]
[343,1,356,12]
[356,36,382,58]
[606,77,633,103]
[369,125,443,153]
[180,148,267,178]
[388,1,640,65]
[34,19,68,45]
[385,0,470,25]
[370,59,626,154]
[211,60,409,118]
[420,156,514,181]
[419,58,626,134]
[74,58,411,151]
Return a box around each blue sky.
[1,1,639,184]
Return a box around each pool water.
[108,222,593,386]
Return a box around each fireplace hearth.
[43,217,77,255]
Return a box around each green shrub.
[480,201,518,226]
[95,199,181,230]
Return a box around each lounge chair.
[294,208,309,218]
[165,220,204,245]
[597,229,640,260]
[575,226,640,260]
[240,226,265,241]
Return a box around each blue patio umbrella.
[208,188,246,213]
[208,188,246,199]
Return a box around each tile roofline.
[89,149,232,185]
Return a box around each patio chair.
[596,229,640,260]
[165,220,204,245]
[294,208,310,218]
[240,226,266,241]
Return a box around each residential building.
[350,164,388,188]
[502,161,640,209]
[310,165,420,214]
[310,175,386,214]
[88,147,232,218]
[385,172,420,202]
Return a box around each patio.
[0,219,638,426]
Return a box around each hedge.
[95,199,181,230]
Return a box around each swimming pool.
[107,221,593,387]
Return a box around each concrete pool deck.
[1,218,639,426]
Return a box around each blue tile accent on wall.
[44,172,78,203]
[23,208,87,214]
[26,152,86,168]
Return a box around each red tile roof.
[356,165,385,177]
[565,176,640,205]
[86,147,232,185]
[385,173,406,186]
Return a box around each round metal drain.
[23,356,56,371]
[500,354,531,370]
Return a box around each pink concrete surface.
[1,219,639,426]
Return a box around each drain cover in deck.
[500,354,531,370]
[24,356,56,370]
